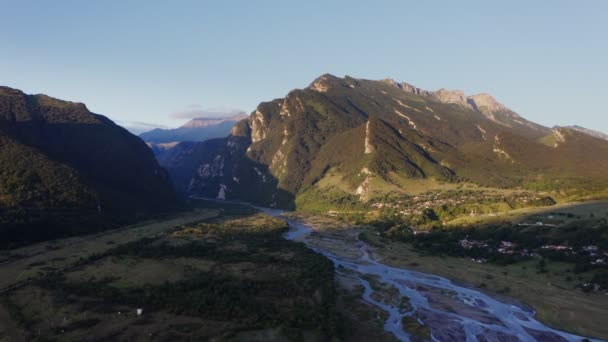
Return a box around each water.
[269,210,600,342]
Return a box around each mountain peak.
[308,73,340,92]
[0,86,25,97]
[140,112,247,144]
[162,74,608,210]
[383,78,431,96]
[434,88,468,106]
[467,93,506,112]
[181,112,247,128]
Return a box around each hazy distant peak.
[140,111,247,144]
[181,112,247,128]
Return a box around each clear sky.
[1,1,607,133]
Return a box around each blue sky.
[1,1,607,133]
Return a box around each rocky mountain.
[140,112,247,144]
[0,86,177,246]
[561,125,608,141]
[161,74,608,209]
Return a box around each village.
[370,191,555,221]
[456,235,608,267]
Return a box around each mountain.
[139,112,247,144]
[0,86,177,246]
[561,125,608,141]
[161,74,608,209]
[115,120,169,135]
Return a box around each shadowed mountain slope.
[0,86,177,246]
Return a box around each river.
[256,207,599,342]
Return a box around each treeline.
[371,216,608,266]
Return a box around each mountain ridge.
[181,112,248,128]
[162,74,608,209]
[560,125,608,141]
[0,86,177,246]
[140,112,247,144]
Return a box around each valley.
[0,204,340,341]
[278,202,608,341]
[1,197,606,341]
[3,3,608,341]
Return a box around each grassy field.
[0,207,346,341]
[446,200,608,226]
[384,174,525,196]
[0,208,221,292]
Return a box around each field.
[0,208,221,292]
[0,206,349,341]
[446,200,608,226]
[3,197,607,340]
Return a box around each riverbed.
[266,209,598,342]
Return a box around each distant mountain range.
[161,74,608,209]
[139,113,247,144]
[0,86,177,246]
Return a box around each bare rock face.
[467,93,506,113]
[309,74,332,93]
[384,78,433,96]
[434,89,469,106]
[249,109,268,143]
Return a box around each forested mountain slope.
[0,86,177,246]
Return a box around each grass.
[401,316,431,340]
[446,200,608,226]
[0,209,340,341]
[0,208,220,291]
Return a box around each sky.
[1,1,607,133]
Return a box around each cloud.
[170,105,246,120]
